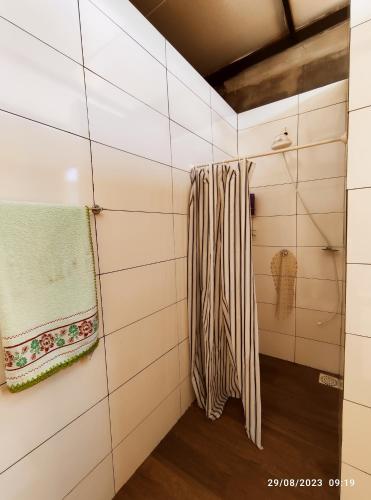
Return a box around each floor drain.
[319,373,343,390]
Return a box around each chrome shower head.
[271,130,292,150]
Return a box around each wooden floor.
[115,355,341,500]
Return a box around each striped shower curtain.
[188,160,262,449]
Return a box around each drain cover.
[319,373,343,389]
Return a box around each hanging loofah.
[271,249,297,319]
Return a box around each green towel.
[0,202,99,392]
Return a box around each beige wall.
[0,0,237,498]
[341,0,371,497]
[238,81,347,374]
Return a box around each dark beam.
[206,6,349,87]
[282,0,296,40]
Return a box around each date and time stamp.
[267,478,355,488]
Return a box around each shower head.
[271,130,292,151]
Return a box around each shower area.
[241,82,346,376]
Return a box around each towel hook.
[90,204,104,215]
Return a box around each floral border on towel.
[4,312,99,371]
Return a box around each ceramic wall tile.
[0,399,111,500]
[298,80,348,113]
[100,260,176,334]
[166,43,210,105]
[296,308,342,345]
[255,275,279,304]
[180,376,195,415]
[0,17,88,136]
[170,122,213,172]
[85,71,171,165]
[80,0,168,115]
[109,347,179,447]
[252,246,297,276]
[91,0,166,64]
[172,169,191,214]
[105,305,178,393]
[0,342,107,473]
[341,462,371,499]
[91,142,173,213]
[253,215,296,247]
[179,339,190,382]
[96,211,174,273]
[297,247,344,280]
[296,278,342,313]
[347,188,371,263]
[342,400,371,475]
[176,258,187,301]
[297,213,344,247]
[297,177,345,214]
[298,142,346,181]
[239,115,298,156]
[168,73,212,142]
[351,0,371,27]
[298,102,347,144]
[349,21,371,110]
[249,151,298,188]
[177,299,188,343]
[344,333,371,407]
[259,330,295,361]
[65,455,114,500]
[257,302,295,335]
[174,214,188,258]
[295,337,340,374]
[238,95,298,129]
[252,183,296,216]
[0,0,83,62]
[210,87,237,128]
[113,389,180,492]
[347,107,371,189]
[346,264,371,337]
[211,111,237,157]
[0,111,93,205]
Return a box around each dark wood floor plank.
[115,355,341,500]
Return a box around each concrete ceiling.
[130,0,349,76]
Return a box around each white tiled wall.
[238,79,347,374]
[341,2,371,498]
[0,1,237,498]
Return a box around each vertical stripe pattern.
[188,160,262,449]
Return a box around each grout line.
[0,394,108,476]
[86,0,235,128]
[345,331,371,340]
[84,66,170,120]
[108,343,180,396]
[251,175,346,190]
[76,0,116,491]
[343,398,371,411]
[99,256,186,276]
[62,451,113,499]
[257,300,340,315]
[165,41,183,418]
[103,299,186,338]
[238,99,348,132]
[96,208,187,215]
[254,210,344,218]
[342,461,371,477]
[256,273,344,282]
[259,328,343,347]
[0,14,84,66]
[111,382,184,453]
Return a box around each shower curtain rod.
[194,134,347,168]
